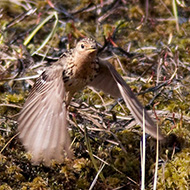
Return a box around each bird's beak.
[87,48,96,53]
[87,44,97,53]
[88,46,97,53]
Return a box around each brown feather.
[18,66,71,165]
[89,61,120,98]
[89,59,164,140]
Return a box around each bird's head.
[75,38,97,60]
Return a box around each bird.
[18,38,164,165]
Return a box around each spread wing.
[18,66,71,165]
[89,60,164,140]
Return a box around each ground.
[0,0,190,189]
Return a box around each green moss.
[0,184,12,190]
[5,94,24,103]
[21,177,48,190]
[76,178,90,189]
[157,148,190,189]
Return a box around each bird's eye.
[81,44,84,49]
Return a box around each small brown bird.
[18,38,164,165]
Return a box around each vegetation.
[0,0,190,189]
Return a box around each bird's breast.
[62,61,99,93]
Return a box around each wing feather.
[89,61,120,98]
[18,66,71,165]
[89,60,164,140]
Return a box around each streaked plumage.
[18,38,164,165]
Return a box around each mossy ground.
[0,0,190,189]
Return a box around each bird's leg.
[65,91,74,107]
